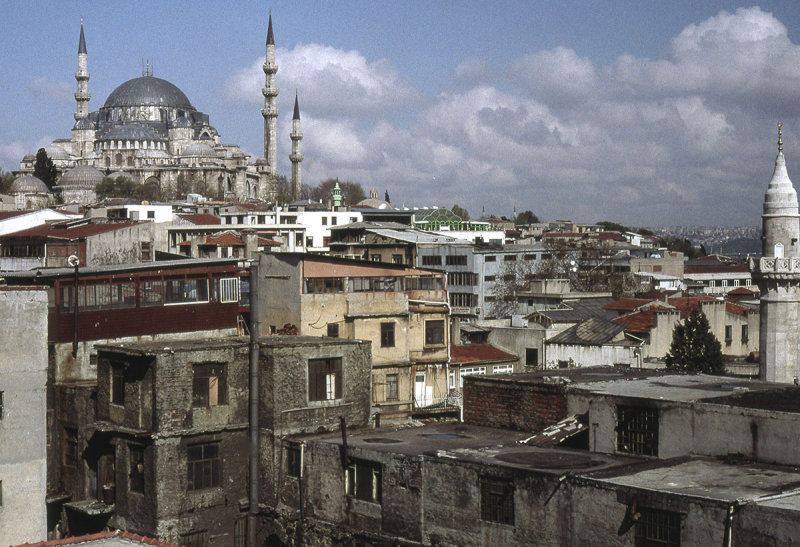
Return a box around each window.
[327,323,339,338]
[81,283,111,310]
[380,322,395,348]
[392,254,403,264]
[493,364,514,374]
[503,274,516,282]
[385,373,399,400]
[331,217,337,226]
[64,427,79,468]
[129,444,145,493]
[140,279,163,307]
[484,275,496,282]
[321,217,328,225]
[504,255,517,262]
[308,358,342,401]
[445,255,467,266]
[111,282,136,309]
[526,348,538,366]
[725,325,733,344]
[523,254,536,260]
[742,324,749,343]
[460,366,486,387]
[485,255,496,262]
[193,363,227,407]
[181,530,208,547]
[165,278,209,304]
[187,442,220,490]
[146,210,155,219]
[425,320,445,346]
[141,241,152,261]
[346,459,382,504]
[480,476,514,525]
[219,278,240,303]
[286,444,302,478]
[111,363,125,406]
[422,255,442,266]
[371,255,382,262]
[635,507,681,547]
[617,406,658,456]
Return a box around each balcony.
[750,256,800,274]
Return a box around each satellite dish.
[67,255,79,267]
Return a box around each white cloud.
[0,137,52,172]
[27,78,73,104]
[223,43,419,118]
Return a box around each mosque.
[14,14,302,205]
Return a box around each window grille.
[219,277,240,303]
[635,507,681,546]
[617,406,658,456]
[480,476,514,525]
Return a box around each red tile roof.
[667,296,716,318]
[613,310,657,335]
[13,529,181,547]
[603,298,653,312]
[0,220,141,240]
[449,343,517,365]
[597,231,625,241]
[727,287,755,296]
[203,232,245,246]
[177,213,221,225]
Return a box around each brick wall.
[463,377,567,432]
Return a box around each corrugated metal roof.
[529,298,615,323]
[547,317,626,346]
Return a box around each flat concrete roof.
[95,335,366,355]
[590,458,800,504]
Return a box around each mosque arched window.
[115,153,123,166]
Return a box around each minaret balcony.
[262,62,278,74]
[261,107,279,117]
[750,256,800,276]
[74,91,91,101]
[262,86,278,98]
[75,72,90,80]
[290,153,304,162]
[290,132,303,139]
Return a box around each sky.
[3,1,800,227]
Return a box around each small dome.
[73,118,97,130]
[357,197,393,210]
[22,154,35,161]
[100,123,159,141]
[10,175,48,193]
[182,142,216,157]
[45,145,70,160]
[59,165,104,189]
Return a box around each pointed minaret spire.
[261,11,279,175]
[78,18,87,54]
[779,122,783,153]
[74,19,90,121]
[267,12,274,46]
[290,90,304,200]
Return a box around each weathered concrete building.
[0,287,49,545]
[257,253,450,417]
[78,335,370,544]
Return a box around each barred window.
[140,279,163,307]
[187,442,220,490]
[422,255,442,266]
[219,277,240,303]
[480,476,514,525]
[617,406,658,456]
[635,507,681,546]
[445,255,467,266]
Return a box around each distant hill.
[651,226,760,258]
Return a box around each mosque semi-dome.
[182,142,217,157]
[10,175,48,193]
[103,75,194,110]
[59,165,104,189]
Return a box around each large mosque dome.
[103,75,194,110]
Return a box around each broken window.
[129,444,145,493]
[380,322,395,348]
[286,444,301,478]
[111,362,125,406]
[346,459,382,504]
[635,507,681,546]
[425,319,445,346]
[181,530,208,547]
[193,363,227,407]
[187,442,220,490]
[480,476,514,525]
[385,373,399,401]
[617,405,659,456]
[308,358,342,402]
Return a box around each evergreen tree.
[33,148,58,190]
[451,204,470,221]
[384,189,390,203]
[665,308,725,374]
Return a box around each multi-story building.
[257,253,450,417]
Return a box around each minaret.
[750,123,800,383]
[74,19,90,121]
[290,91,303,200]
[261,13,279,175]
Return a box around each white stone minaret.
[74,19,90,121]
[290,91,303,200]
[750,123,800,383]
[261,13,279,175]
